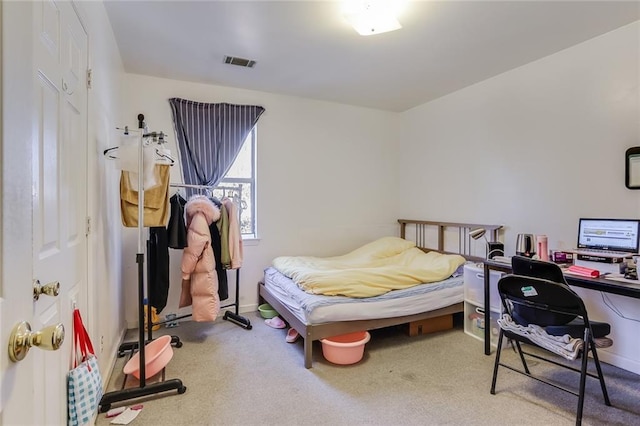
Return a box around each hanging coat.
[148,227,170,313]
[222,197,243,269]
[167,193,187,249]
[180,195,221,322]
[209,220,228,301]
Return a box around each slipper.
[286,328,300,343]
[265,316,286,329]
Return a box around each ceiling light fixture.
[342,0,406,36]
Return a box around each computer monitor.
[577,218,640,253]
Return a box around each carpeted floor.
[95,312,640,425]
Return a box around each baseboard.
[101,326,129,391]
[237,303,258,314]
[92,329,126,424]
[598,348,640,375]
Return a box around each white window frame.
[212,128,257,239]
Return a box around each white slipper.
[265,317,286,329]
[286,328,300,343]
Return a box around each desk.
[482,259,640,356]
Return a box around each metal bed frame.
[258,219,503,368]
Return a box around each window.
[211,128,257,238]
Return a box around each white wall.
[105,16,640,374]
[120,74,399,326]
[398,22,640,373]
[74,1,126,375]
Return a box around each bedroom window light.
[210,128,257,239]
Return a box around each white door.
[1,1,88,425]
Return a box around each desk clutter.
[492,246,638,280]
[494,252,637,280]
[489,218,640,279]
[556,251,637,280]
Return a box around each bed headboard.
[398,219,503,261]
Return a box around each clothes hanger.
[103,146,119,159]
[103,126,137,159]
[155,148,175,165]
[169,186,187,199]
[104,143,175,165]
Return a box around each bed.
[259,219,503,368]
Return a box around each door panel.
[1,1,88,424]
[35,73,62,261]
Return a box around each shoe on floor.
[265,316,286,329]
[286,328,300,343]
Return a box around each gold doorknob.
[33,279,60,300]
[8,321,65,362]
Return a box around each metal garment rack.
[150,269,251,330]
[168,182,252,330]
[99,114,186,413]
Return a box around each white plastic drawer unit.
[463,263,503,311]
[463,301,507,348]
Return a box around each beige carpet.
[95,313,640,425]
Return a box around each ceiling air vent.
[224,55,256,68]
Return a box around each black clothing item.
[168,194,187,249]
[148,227,170,313]
[209,196,222,208]
[209,222,228,300]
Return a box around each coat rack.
[168,183,252,330]
[99,114,186,412]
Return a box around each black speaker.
[487,242,504,259]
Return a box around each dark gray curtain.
[168,98,265,197]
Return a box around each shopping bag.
[67,309,103,426]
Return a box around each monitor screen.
[577,218,640,253]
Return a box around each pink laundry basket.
[123,335,173,379]
[320,331,371,365]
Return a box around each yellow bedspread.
[272,237,466,298]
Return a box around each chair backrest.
[509,256,578,326]
[498,275,586,327]
[512,255,566,282]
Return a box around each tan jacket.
[222,198,243,269]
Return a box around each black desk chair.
[511,256,611,338]
[490,263,611,426]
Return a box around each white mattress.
[263,265,466,325]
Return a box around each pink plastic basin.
[320,331,371,365]
[123,335,173,379]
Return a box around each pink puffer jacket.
[180,195,221,321]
